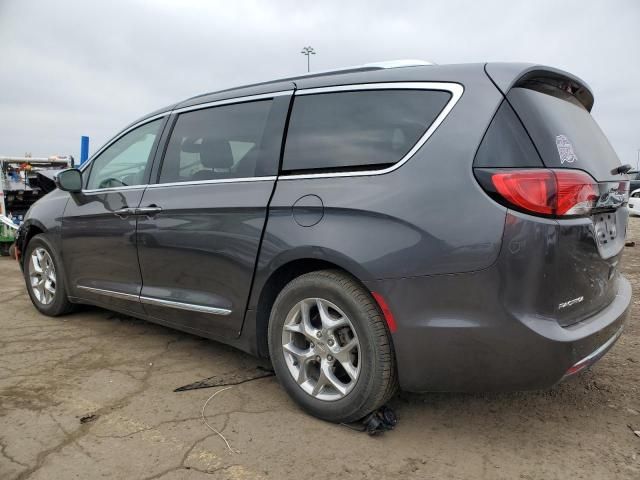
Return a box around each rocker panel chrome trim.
[76,285,139,301]
[140,296,232,316]
[76,286,232,316]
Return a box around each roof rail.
[291,59,434,79]
[363,59,435,68]
[182,59,435,104]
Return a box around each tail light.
[475,168,600,217]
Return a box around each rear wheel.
[23,234,74,316]
[268,270,397,423]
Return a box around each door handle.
[113,207,136,219]
[135,206,163,217]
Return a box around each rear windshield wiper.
[612,164,633,175]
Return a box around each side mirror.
[55,168,83,193]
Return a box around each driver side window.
[85,119,163,190]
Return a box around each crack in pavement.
[0,438,29,469]
[13,338,183,480]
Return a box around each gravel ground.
[1,220,639,480]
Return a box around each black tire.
[268,269,397,423]
[23,234,75,316]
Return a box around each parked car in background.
[627,171,640,194]
[14,61,631,422]
[628,189,640,216]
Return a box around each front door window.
[85,119,163,190]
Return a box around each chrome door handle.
[135,206,163,217]
[113,207,136,218]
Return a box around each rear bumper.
[560,324,624,380]
[366,270,631,393]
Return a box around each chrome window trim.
[76,285,139,301]
[79,175,279,193]
[281,82,464,180]
[78,113,169,174]
[171,90,291,115]
[81,185,148,194]
[76,175,279,194]
[77,91,291,182]
[76,285,232,316]
[140,296,231,316]
[148,90,292,188]
[146,176,276,189]
[77,83,461,186]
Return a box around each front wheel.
[268,270,397,423]
[23,234,74,316]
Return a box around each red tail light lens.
[478,169,599,217]
[554,171,600,216]
[490,170,555,215]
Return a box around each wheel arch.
[18,220,47,268]
[250,251,376,358]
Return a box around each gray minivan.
[15,61,631,422]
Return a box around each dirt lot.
[1,222,639,480]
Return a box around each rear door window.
[282,89,452,173]
[507,87,621,181]
[158,100,273,183]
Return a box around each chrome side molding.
[76,285,139,301]
[76,285,231,316]
[139,296,231,316]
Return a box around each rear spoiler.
[484,63,594,111]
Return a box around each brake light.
[490,170,555,215]
[477,169,599,217]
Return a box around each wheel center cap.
[315,341,328,354]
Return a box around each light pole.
[301,46,316,72]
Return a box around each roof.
[127,60,593,126]
[183,59,435,102]
[172,61,489,111]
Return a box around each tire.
[23,234,75,316]
[268,269,397,423]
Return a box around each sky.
[0,0,639,166]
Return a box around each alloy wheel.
[28,247,56,305]
[281,298,361,401]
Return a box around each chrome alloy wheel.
[28,247,56,305]
[281,298,361,401]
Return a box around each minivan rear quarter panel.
[250,64,508,311]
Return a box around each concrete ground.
[1,222,639,480]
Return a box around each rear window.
[507,87,621,181]
[282,89,451,173]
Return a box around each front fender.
[17,190,69,266]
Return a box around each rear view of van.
[476,67,629,329]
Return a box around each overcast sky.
[1,0,638,165]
